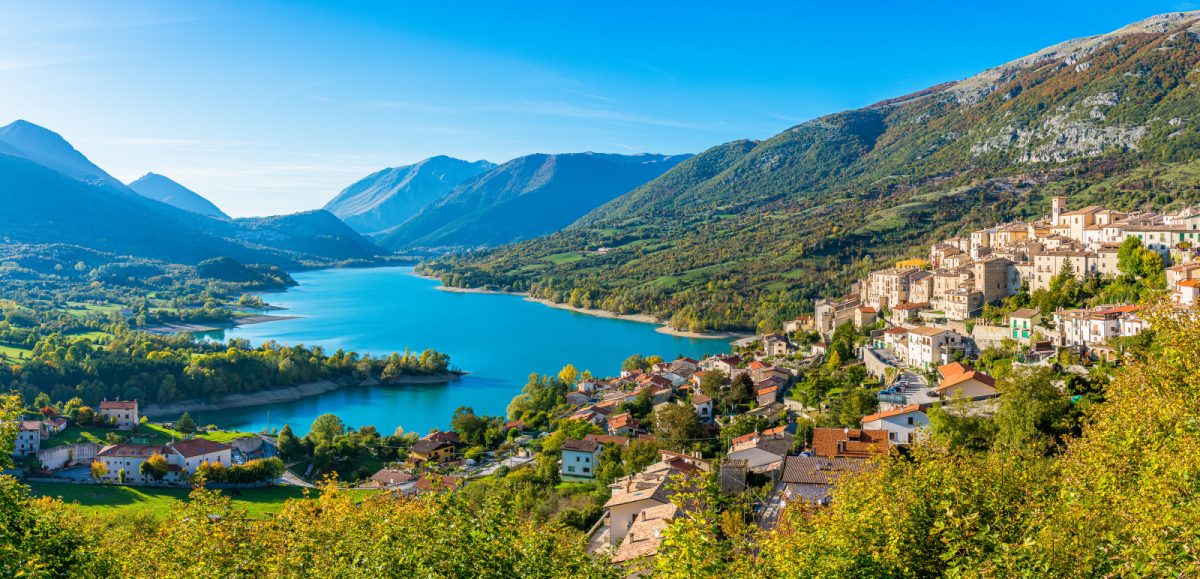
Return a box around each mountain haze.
[0,121,383,268]
[325,156,495,235]
[128,172,230,218]
[424,10,1200,331]
[379,152,691,250]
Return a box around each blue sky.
[0,1,1195,216]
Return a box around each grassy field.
[26,482,325,519]
[44,423,255,448]
[0,343,31,362]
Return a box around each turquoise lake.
[192,266,729,435]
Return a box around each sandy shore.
[142,372,463,416]
[236,314,300,325]
[420,273,745,340]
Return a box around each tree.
[655,404,703,451]
[621,354,650,373]
[556,364,578,386]
[307,414,346,448]
[993,368,1072,454]
[927,398,996,452]
[176,411,196,434]
[140,453,169,481]
[90,460,108,481]
[277,424,303,459]
[698,370,729,398]
[1117,236,1144,276]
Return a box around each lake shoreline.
[142,372,464,417]
[416,270,746,340]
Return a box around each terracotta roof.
[691,393,712,405]
[861,404,924,424]
[858,306,877,313]
[584,434,629,446]
[937,362,970,378]
[781,456,872,485]
[756,386,778,396]
[1180,280,1200,288]
[936,370,997,393]
[98,444,163,458]
[410,439,453,455]
[610,503,678,564]
[607,413,638,430]
[99,400,137,410]
[811,428,890,458]
[909,325,953,337]
[423,431,461,444]
[19,420,41,431]
[1009,308,1039,319]
[168,438,231,458]
[369,468,414,486]
[562,439,601,453]
[884,327,909,335]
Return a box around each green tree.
[306,414,346,448]
[176,411,196,434]
[139,453,169,481]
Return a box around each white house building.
[561,439,601,479]
[860,404,929,445]
[98,400,139,430]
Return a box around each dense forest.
[422,18,1200,332]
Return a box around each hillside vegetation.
[423,12,1200,331]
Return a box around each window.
[567,466,575,473]
[907,417,915,425]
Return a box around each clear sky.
[0,1,1195,216]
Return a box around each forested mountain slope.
[422,11,1200,331]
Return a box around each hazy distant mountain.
[0,120,383,267]
[326,156,495,235]
[128,172,229,219]
[0,119,131,193]
[378,152,691,250]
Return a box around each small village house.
[561,438,601,479]
[98,399,139,430]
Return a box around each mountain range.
[325,156,495,235]
[0,120,382,270]
[422,11,1200,331]
[128,173,230,218]
[375,152,691,250]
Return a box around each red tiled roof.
[811,428,890,458]
[861,404,923,424]
[168,438,231,458]
[936,370,996,393]
[884,327,908,335]
[691,393,712,404]
[562,439,600,453]
[99,400,137,410]
[608,412,638,430]
[937,362,970,378]
[584,434,630,446]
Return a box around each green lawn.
[44,423,255,448]
[544,252,585,265]
[27,482,324,519]
[0,344,31,362]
